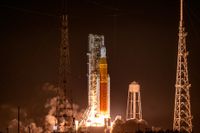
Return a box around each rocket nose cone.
[101,46,106,58]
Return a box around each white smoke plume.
[43,96,85,132]
[42,82,57,92]
[111,115,149,133]
[24,123,43,133]
[8,119,19,130]
[1,83,84,132]
[8,119,43,133]
[44,96,57,132]
[111,115,124,133]
[72,104,85,121]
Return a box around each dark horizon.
[0,0,200,132]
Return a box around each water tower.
[126,81,142,120]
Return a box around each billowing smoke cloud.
[8,119,19,130]
[8,119,43,133]
[0,105,33,132]
[43,96,85,132]
[1,82,84,132]
[42,82,57,92]
[25,123,43,133]
[72,104,85,121]
[111,115,124,133]
[43,83,85,132]
[111,116,149,133]
[44,96,57,132]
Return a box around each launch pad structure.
[79,34,111,129]
[49,0,192,132]
[54,14,75,133]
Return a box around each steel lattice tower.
[173,0,192,132]
[55,15,74,133]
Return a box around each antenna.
[62,0,68,15]
[180,0,183,27]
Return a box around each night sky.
[0,0,200,132]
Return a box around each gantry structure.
[54,14,75,133]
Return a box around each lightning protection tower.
[173,0,192,132]
[126,81,142,120]
[55,14,74,132]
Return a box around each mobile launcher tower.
[80,34,111,128]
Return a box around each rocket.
[99,44,110,116]
[85,34,110,127]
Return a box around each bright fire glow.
[86,113,109,127]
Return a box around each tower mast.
[54,1,74,131]
[173,0,192,132]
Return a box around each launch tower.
[54,15,74,132]
[173,0,192,132]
